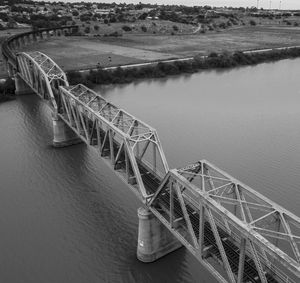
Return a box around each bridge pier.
[137,207,182,262]
[14,74,33,95]
[52,115,82,147]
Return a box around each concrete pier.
[52,115,82,147]
[14,74,33,95]
[137,207,182,262]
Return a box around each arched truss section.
[59,84,169,201]
[150,160,300,283]
[16,51,69,110]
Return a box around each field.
[17,25,300,71]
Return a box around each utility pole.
[279,0,282,10]
[257,0,259,9]
[269,0,272,10]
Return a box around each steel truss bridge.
[3,33,300,283]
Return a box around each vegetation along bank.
[67,47,300,86]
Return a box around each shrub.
[67,71,83,85]
[122,25,132,32]
[141,25,147,32]
[219,22,226,29]
[249,20,256,26]
[109,31,121,37]
[209,52,218,58]
[173,25,179,31]
[84,26,90,33]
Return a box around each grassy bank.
[67,47,300,86]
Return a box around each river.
[0,59,300,282]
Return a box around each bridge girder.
[17,51,69,111]
[150,160,300,283]
[59,84,169,201]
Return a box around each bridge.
[2,28,300,283]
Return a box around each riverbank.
[67,47,300,86]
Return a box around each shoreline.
[74,44,300,74]
[67,46,300,86]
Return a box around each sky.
[53,1,300,10]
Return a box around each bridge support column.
[137,207,182,262]
[52,115,82,147]
[14,74,33,95]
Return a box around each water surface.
[1,58,300,282]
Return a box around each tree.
[173,25,179,31]
[72,10,79,17]
[122,25,131,31]
[139,12,148,20]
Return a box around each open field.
[18,25,300,71]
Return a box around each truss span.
[150,160,300,283]
[17,51,69,110]
[58,84,169,201]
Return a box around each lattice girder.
[17,51,69,110]
[149,161,300,282]
[59,84,169,200]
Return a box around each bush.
[109,31,121,37]
[173,25,179,31]
[122,25,132,32]
[141,25,147,32]
[84,26,90,33]
[219,22,226,29]
[67,71,83,85]
[249,20,256,26]
[209,52,218,58]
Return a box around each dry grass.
[15,25,300,71]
